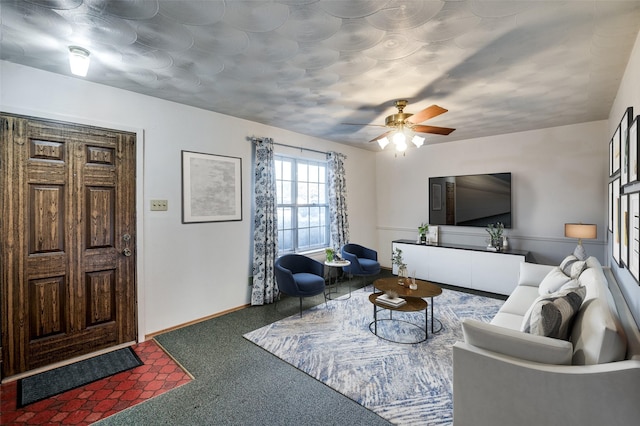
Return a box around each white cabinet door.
[428,246,472,287]
[393,242,429,280]
[471,251,524,295]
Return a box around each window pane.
[298,228,309,249]
[276,181,282,204]
[282,181,292,204]
[298,207,309,228]
[282,160,292,180]
[278,207,292,229]
[275,160,282,180]
[298,162,308,182]
[309,206,320,226]
[309,164,319,183]
[297,182,308,204]
[309,227,320,245]
[318,183,326,204]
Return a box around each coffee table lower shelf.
[368,292,429,344]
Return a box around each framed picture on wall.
[613,128,621,176]
[621,193,629,267]
[181,150,243,223]
[613,178,621,266]
[630,116,639,183]
[620,125,627,186]
[609,181,614,232]
[620,107,633,186]
[629,192,640,283]
[609,138,614,177]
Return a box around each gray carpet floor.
[96,273,393,426]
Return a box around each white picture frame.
[182,150,243,223]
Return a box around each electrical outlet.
[150,199,168,211]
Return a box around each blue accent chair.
[275,254,327,316]
[341,243,381,290]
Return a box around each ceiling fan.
[346,100,456,152]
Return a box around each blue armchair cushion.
[291,272,325,296]
[341,243,381,276]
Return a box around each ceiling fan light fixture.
[377,136,390,149]
[68,46,91,77]
[392,130,406,146]
[412,135,425,148]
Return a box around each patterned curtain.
[251,138,279,305]
[327,151,349,252]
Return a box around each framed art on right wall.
[629,116,639,184]
[613,177,621,266]
[629,192,640,283]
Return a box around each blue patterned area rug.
[243,288,504,426]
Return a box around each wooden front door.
[1,114,137,379]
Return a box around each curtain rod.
[249,137,331,156]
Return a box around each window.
[275,155,329,254]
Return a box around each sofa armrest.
[462,319,573,365]
[518,262,555,287]
[453,342,640,426]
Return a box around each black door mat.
[17,347,142,407]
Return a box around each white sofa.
[453,257,640,426]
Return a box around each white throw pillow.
[538,267,572,295]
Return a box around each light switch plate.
[150,199,168,211]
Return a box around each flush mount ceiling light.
[68,46,91,77]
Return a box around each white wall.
[608,29,640,324]
[375,120,607,268]
[0,61,378,336]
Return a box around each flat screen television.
[429,172,512,228]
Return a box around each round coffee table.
[372,277,443,334]
[369,292,429,343]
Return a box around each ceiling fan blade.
[406,105,448,124]
[412,125,456,135]
[342,123,387,127]
[369,130,394,143]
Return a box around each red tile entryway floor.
[0,340,192,425]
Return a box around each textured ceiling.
[1,0,640,150]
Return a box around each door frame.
[2,106,147,344]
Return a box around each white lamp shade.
[395,138,407,152]
[69,46,90,77]
[412,135,425,148]
[564,223,597,240]
[392,130,406,146]
[377,137,390,149]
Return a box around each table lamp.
[564,223,597,260]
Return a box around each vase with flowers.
[418,222,429,244]
[485,222,505,251]
[392,247,408,285]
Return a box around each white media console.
[392,239,530,296]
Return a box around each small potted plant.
[485,222,504,251]
[418,222,429,244]
[392,247,408,285]
[325,247,335,262]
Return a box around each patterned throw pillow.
[520,286,587,340]
[559,255,587,279]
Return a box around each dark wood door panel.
[1,113,137,379]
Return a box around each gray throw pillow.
[521,286,587,340]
